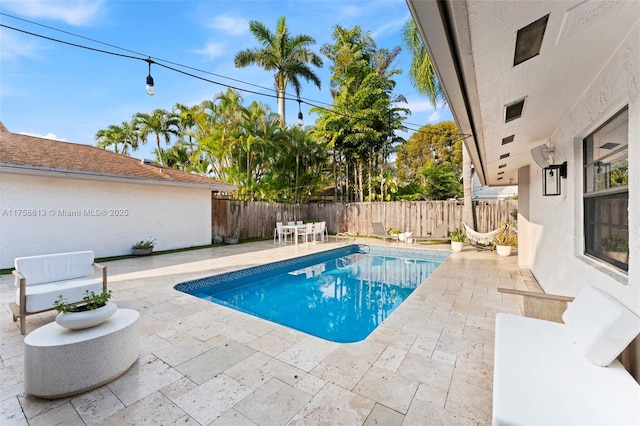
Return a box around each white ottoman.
[24,309,140,399]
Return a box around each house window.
[583,107,628,271]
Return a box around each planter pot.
[132,248,153,256]
[56,301,118,330]
[451,241,464,252]
[496,245,513,257]
[224,237,239,245]
[398,232,412,242]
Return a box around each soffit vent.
[500,153,510,159]
[498,164,507,169]
[498,171,505,175]
[502,135,515,145]
[505,98,527,123]
[497,177,504,181]
[600,142,619,150]
[514,14,549,66]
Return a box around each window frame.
[582,107,628,272]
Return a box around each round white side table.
[24,309,140,399]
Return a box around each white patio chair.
[298,223,314,244]
[274,222,292,244]
[312,222,326,243]
[295,220,303,225]
[320,221,328,242]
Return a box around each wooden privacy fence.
[212,197,518,241]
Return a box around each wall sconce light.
[543,161,567,196]
[145,58,155,96]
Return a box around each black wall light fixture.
[543,161,567,196]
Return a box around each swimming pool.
[175,245,449,343]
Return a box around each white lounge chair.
[414,224,450,243]
[369,222,398,242]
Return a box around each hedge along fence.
[212,197,518,240]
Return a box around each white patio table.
[280,224,308,245]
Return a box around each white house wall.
[0,173,212,268]
[525,21,639,311]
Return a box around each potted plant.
[450,227,466,252]
[132,238,155,255]
[493,230,518,256]
[53,290,117,330]
[224,229,239,244]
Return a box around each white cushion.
[494,313,640,426]
[18,277,103,312]
[562,285,640,366]
[15,251,95,286]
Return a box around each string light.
[0,15,475,140]
[145,58,155,96]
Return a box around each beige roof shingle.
[0,122,235,191]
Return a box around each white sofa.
[11,251,107,335]
[494,285,640,425]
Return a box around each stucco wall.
[525,21,639,312]
[0,172,212,268]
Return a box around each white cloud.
[208,15,248,36]
[406,99,436,113]
[2,0,104,26]
[370,14,410,39]
[18,131,67,141]
[193,42,226,60]
[0,29,44,60]
[427,110,442,123]
[338,5,365,19]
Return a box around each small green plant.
[132,238,155,249]
[388,228,402,235]
[54,290,113,313]
[450,227,466,242]
[493,231,518,247]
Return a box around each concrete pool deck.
[0,239,537,425]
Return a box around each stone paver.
[0,239,529,425]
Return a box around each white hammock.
[461,221,505,245]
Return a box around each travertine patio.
[0,239,536,425]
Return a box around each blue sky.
[1,0,452,160]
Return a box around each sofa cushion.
[562,285,640,366]
[15,251,95,286]
[19,277,103,312]
[493,313,640,426]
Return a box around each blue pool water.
[175,245,448,343]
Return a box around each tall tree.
[234,16,323,125]
[402,20,444,107]
[314,25,407,202]
[396,121,462,186]
[134,109,179,165]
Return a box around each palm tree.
[95,121,139,155]
[234,16,323,126]
[402,20,444,107]
[173,103,198,150]
[134,109,179,165]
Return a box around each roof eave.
[406,0,488,185]
[0,164,237,192]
